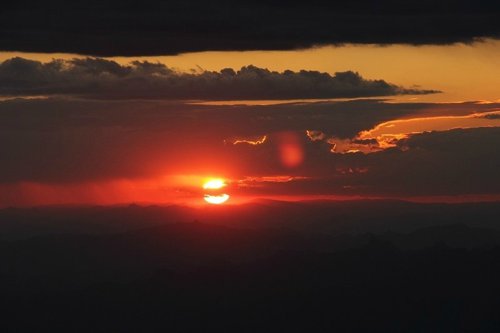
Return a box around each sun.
[203,178,226,190]
[203,178,230,204]
[204,194,230,204]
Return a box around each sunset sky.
[1,0,499,206]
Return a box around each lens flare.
[277,132,304,168]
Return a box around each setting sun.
[204,194,230,204]
[203,178,226,190]
[203,178,230,204]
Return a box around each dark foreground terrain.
[1,200,500,332]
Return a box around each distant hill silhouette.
[2,200,500,240]
[1,200,500,332]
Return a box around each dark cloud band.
[0,57,438,100]
[1,0,499,56]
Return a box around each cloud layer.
[0,57,438,100]
[1,0,499,55]
[0,97,499,202]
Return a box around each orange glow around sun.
[203,178,230,204]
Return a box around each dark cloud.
[346,127,500,196]
[229,127,500,197]
[356,127,500,195]
[0,0,498,55]
[352,138,378,145]
[481,113,500,119]
[0,57,438,100]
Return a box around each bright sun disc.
[203,179,226,189]
[204,194,230,204]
